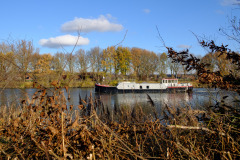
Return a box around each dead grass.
[0,87,239,159]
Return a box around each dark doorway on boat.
[140,86,142,89]
[147,86,149,89]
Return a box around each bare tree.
[75,49,89,73]
[15,40,35,82]
[158,52,168,78]
[52,52,66,74]
[88,46,103,75]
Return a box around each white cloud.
[221,0,239,6]
[39,34,89,48]
[177,44,191,49]
[61,15,123,33]
[143,9,151,14]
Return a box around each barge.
[95,79,193,94]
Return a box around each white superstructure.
[116,79,191,90]
[95,78,193,93]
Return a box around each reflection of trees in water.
[114,93,192,107]
[96,92,193,118]
[0,89,24,106]
[0,88,43,107]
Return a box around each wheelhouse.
[162,79,178,84]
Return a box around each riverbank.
[0,79,205,89]
[0,79,96,89]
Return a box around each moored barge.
[95,79,193,94]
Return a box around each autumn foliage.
[167,40,240,93]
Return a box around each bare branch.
[156,26,166,48]
[113,30,128,47]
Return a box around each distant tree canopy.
[1,37,239,85]
[0,42,167,82]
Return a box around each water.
[0,88,239,111]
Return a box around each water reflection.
[0,88,239,111]
[97,92,192,108]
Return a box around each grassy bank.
[0,75,201,89]
[0,79,96,89]
[0,87,239,159]
[0,81,211,89]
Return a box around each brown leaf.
[51,80,58,87]
[67,118,79,129]
[62,104,67,111]
[40,111,45,118]
[13,117,20,128]
[40,97,44,104]
[48,126,59,136]
[65,86,69,93]
[41,89,46,97]
[70,105,73,111]
[81,100,87,105]
[37,85,42,89]
[78,105,84,110]
[33,82,37,88]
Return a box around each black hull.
[95,85,118,94]
[95,84,193,94]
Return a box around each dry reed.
[0,86,239,159]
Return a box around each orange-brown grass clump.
[0,85,240,159]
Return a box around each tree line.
[0,39,239,86]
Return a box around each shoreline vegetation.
[0,77,205,89]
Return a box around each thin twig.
[113,30,128,47]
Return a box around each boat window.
[140,86,142,89]
[147,86,149,89]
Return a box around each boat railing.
[179,83,192,86]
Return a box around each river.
[0,88,239,111]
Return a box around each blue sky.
[0,0,239,56]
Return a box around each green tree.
[201,51,234,76]
[115,46,131,76]
[102,46,116,75]
[140,50,158,80]
[131,47,142,79]
[36,53,53,74]
[30,51,41,73]
[201,53,215,72]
